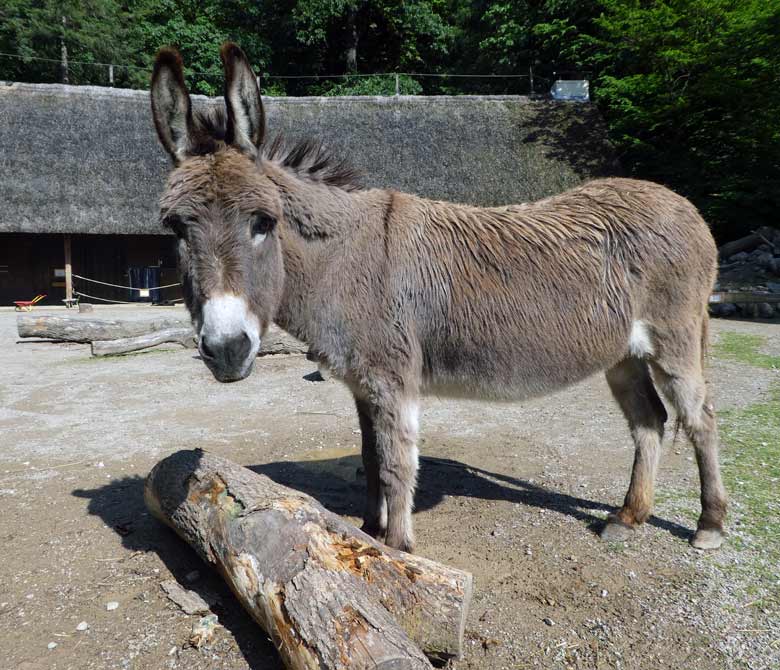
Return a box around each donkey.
[149,43,727,553]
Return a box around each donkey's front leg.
[355,397,387,538]
[365,394,420,553]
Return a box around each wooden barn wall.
[0,233,180,307]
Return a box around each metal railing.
[0,52,555,96]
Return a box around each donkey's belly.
[421,367,602,402]
[420,329,630,402]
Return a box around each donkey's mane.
[194,105,362,191]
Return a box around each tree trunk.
[145,450,472,668]
[17,315,190,342]
[60,16,69,85]
[90,327,197,356]
[345,5,358,73]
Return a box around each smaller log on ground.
[17,314,189,343]
[260,326,308,356]
[91,327,197,357]
[145,450,472,669]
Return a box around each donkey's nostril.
[200,337,216,360]
[224,331,252,366]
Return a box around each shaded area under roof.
[0,83,619,235]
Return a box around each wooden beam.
[17,314,190,342]
[64,234,73,302]
[710,291,780,305]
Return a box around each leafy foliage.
[579,0,780,241]
[316,73,422,96]
[0,0,132,85]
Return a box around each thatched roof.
[0,82,618,235]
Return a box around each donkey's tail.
[672,309,711,445]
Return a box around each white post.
[395,73,400,96]
[109,64,114,86]
[529,65,534,94]
[64,234,73,302]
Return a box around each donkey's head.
[151,44,284,382]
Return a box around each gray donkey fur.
[149,43,727,553]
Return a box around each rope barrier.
[72,274,181,291]
[73,290,135,304]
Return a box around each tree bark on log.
[90,327,197,357]
[17,315,189,342]
[145,450,472,668]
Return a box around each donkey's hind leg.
[650,352,727,550]
[355,397,387,538]
[601,357,668,541]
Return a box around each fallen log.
[718,226,777,259]
[91,327,197,357]
[260,327,308,356]
[17,314,189,342]
[145,450,472,669]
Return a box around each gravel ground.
[0,305,777,669]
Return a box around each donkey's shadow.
[72,454,691,669]
[250,455,693,541]
[72,471,279,669]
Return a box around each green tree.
[289,0,456,74]
[581,0,780,239]
[0,0,131,85]
[126,0,272,95]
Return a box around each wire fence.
[0,51,559,96]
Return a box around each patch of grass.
[713,331,780,369]
[713,331,780,604]
[719,386,780,552]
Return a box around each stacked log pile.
[712,226,780,319]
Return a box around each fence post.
[109,64,114,87]
[395,73,400,96]
[529,65,534,95]
[64,234,73,302]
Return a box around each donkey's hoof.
[690,528,724,550]
[385,536,415,554]
[360,522,385,540]
[600,517,635,542]
[395,540,415,555]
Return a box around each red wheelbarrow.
[13,294,47,311]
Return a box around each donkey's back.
[383,178,716,401]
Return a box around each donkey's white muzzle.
[199,294,261,382]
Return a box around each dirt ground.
[0,305,777,670]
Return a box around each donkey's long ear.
[150,48,193,163]
[221,42,265,155]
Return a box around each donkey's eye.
[251,214,276,244]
